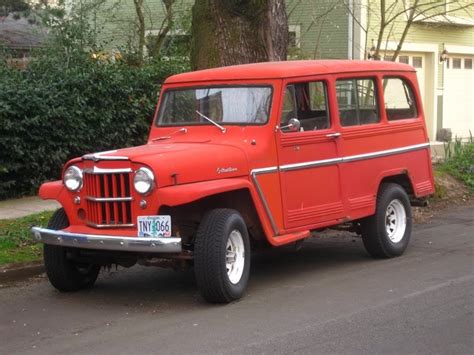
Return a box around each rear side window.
[383,78,418,120]
[336,79,379,126]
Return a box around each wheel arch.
[377,171,414,197]
[159,187,268,246]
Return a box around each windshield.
[156,86,272,126]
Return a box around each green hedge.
[0,54,188,200]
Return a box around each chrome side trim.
[342,143,430,163]
[252,166,279,174]
[85,196,133,202]
[250,167,279,235]
[31,227,181,253]
[86,222,135,228]
[280,157,342,172]
[84,167,132,174]
[279,143,430,172]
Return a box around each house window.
[446,58,450,69]
[452,58,461,69]
[336,79,379,126]
[145,30,190,57]
[399,56,409,64]
[288,25,301,49]
[465,58,472,69]
[383,78,418,120]
[280,81,330,132]
[384,56,394,61]
[412,56,423,68]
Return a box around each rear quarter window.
[383,78,418,121]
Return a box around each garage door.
[395,53,433,137]
[443,55,474,139]
[396,53,426,103]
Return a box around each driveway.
[1,205,472,354]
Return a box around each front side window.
[336,79,379,126]
[383,78,418,120]
[157,86,272,126]
[280,81,329,132]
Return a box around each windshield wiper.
[195,110,226,133]
[152,127,188,141]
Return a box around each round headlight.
[134,167,154,195]
[64,165,83,192]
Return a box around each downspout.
[348,0,354,59]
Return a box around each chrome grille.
[84,169,134,228]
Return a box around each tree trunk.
[191,0,288,70]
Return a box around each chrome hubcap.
[226,230,245,284]
[385,199,407,243]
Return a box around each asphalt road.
[1,206,473,354]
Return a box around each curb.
[0,261,45,285]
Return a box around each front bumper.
[31,227,182,253]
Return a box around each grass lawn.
[0,211,53,266]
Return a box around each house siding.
[287,0,349,59]
[92,0,351,60]
[92,0,191,51]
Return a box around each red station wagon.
[32,61,435,303]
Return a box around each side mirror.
[279,118,301,132]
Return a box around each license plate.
[137,215,172,238]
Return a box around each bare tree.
[147,0,174,58]
[190,0,288,70]
[132,0,145,61]
[132,0,177,63]
[296,0,472,61]
[368,0,474,61]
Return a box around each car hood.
[92,142,249,188]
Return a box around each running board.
[272,231,311,247]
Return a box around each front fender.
[157,178,254,206]
[156,178,275,240]
[39,180,64,200]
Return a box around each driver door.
[278,79,345,230]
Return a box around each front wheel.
[194,209,251,303]
[43,209,100,292]
[361,183,412,258]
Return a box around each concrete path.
[0,197,60,220]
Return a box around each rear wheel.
[361,183,412,258]
[43,209,100,292]
[194,209,250,303]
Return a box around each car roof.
[165,60,415,84]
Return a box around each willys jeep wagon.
[32,61,435,303]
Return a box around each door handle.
[326,132,341,138]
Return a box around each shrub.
[440,134,474,191]
[0,54,188,199]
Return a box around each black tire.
[43,208,100,292]
[361,183,412,258]
[194,209,251,303]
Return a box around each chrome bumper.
[31,227,182,253]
